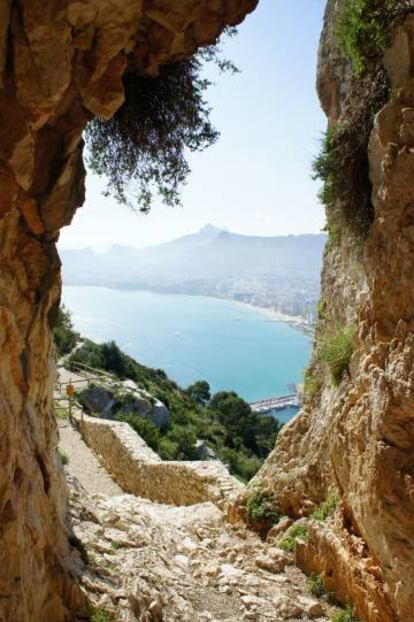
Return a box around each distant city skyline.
[59,0,327,251]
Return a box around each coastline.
[63,283,314,336]
[233,301,314,337]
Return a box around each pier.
[250,394,300,414]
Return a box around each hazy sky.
[59,0,327,251]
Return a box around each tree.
[53,305,78,355]
[186,380,211,404]
[85,30,238,213]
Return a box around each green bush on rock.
[279,523,308,552]
[320,326,354,386]
[337,0,398,76]
[331,605,361,622]
[311,491,338,521]
[246,486,279,525]
[53,305,78,356]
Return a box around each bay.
[62,287,311,416]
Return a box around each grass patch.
[54,401,69,419]
[246,486,279,525]
[337,0,398,76]
[279,523,308,552]
[91,610,112,622]
[308,573,326,598]
[303,368,322,400]
[312,492,338,521]
[320,326,354,386]
[331,605,361,622]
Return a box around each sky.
[59,0,327,251]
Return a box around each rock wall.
[76,413,244,508]
[251,5,414,622]
[0,1,256,620]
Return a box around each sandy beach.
[233,301,314,335]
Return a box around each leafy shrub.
[320,326,354,386]
[186,380,211,404]
[312,126,344,249]
[312,125,339,209]
[246,487,279,524]
[117,414,161,452]
[331,605,361,622]
[312,491,338,521]
[337,0,398,76]
[219,448,261,483]
[53,305,78,355]
[313,75,389,243]
[279,523,308,552]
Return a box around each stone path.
[56,374,332,621]
[69,490,331,622]
[58,420,122,496]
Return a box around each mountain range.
[60,225,326,289]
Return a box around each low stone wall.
[75,413,244,508]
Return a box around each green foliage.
[331,605,361,622]
[317,299,328,320]
[90,610,112,622]
[186,380,211,404]
[312,492,338,521]
[279,523,308,552]
[312,126,345,249]
[308,573,325,598]
[68,329,281,481]
[209,391,280,457]
[218,448,261,483]
[246,486,279,524]
[312,125,339,208]
[320,326,354,386]
[303,368,322,400]
[54,400,69,419]
[337,0,398,76]
[117,414,161,453]
[57,449,69,466]
[85,31,237,213]
[53,305,78,356]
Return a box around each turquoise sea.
[62,287,311,422]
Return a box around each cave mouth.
[1,1,414,621]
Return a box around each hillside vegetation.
[55,307,281,482]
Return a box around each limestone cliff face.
[0,2,256,620]
[252,5,414,622]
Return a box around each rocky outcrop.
[0,1,257,620]
[78,379,171,426]
[250,6,414,622]
[68,483,330,622]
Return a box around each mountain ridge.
[60,226,326,320]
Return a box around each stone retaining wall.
[75,413,244,508]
